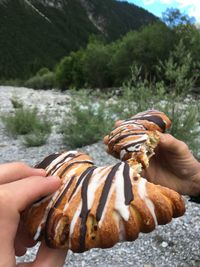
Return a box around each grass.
[1,106,51,147]
[60,96,113,148]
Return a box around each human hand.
[0,162,67,267]
[143,134,200,196]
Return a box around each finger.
[159,133,189,154]
[103,135,109,144]
[33,241,67,267]
[4,175,61,212]
[0,162,46,184]
[115,120,123,127]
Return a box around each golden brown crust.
[23,150,185,253]
[104,109,171,166]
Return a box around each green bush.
[10,96,23,109]
[55,50,84,90]
[25,70,55,89]
[36,67,51,76]
[82,40,113,88]
[23,129,50,147]
[162,99,200,157]
[1,107,51,147]
[60,95,112,148]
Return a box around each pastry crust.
[23,150,185,253]
[104,109,171,167]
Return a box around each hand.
[0,162,67,267]
[143,134,200,196]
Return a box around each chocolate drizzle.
[35,152,61,169]
[96,163,121,222]
[123,163,134,205]
[113,132,147,144]
[123,139,147,150]
[68,166,95,202]
[48,153,78,175]
[131,115,166,132]
[79,166,97,252]
[54,175,76,209]
[59,160,93,177]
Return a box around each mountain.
[0,0,158,80]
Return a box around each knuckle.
[14,162,29,170]
[178,141,189,152]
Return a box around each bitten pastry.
[104,110,171,167]
[23,150,185,253]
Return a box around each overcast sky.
[127,0,200,23]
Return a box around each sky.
[127,0,200,23]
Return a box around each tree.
[162,8,195,28]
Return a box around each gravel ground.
[0,86,200,267]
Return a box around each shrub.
[36,67,51,76]
[60,95,112,148]
[156,40,197,95]
[109,61,200,157]
[55,50,84,90]
[23,129,50,147]
[82,40,113,88]
[1,107,51,147]
[10,96,23,109]
[25,70,55,89]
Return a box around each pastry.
[104,110,171,167]
[23,150,185,253]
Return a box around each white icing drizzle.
[120,149,126,160]
[33,187,63,240]
[120,120,146,129]
[46,151,78,174]
[68,203,82,248]
[137,178,158,226]
[122,134,148,147]
[87,166,109,210]
[34,157,81,240]
[32,194,52,208]
[98,166,115,227]
[114,162,130,221]
[62,166,93,213]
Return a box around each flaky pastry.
[23,150,185,253]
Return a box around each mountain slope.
[0,0,158,79]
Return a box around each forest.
[20,8,200,92]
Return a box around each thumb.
[159,133,189,154]
[4,175,61,212]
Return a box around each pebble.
[0,86,200,266]
[161,241,168,248]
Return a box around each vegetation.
[1,105,51,147]
[0,5,199,156]
[25,68,55,89]
[0,0,157,80]
[54,10,200,90]
[60,93,113,148]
